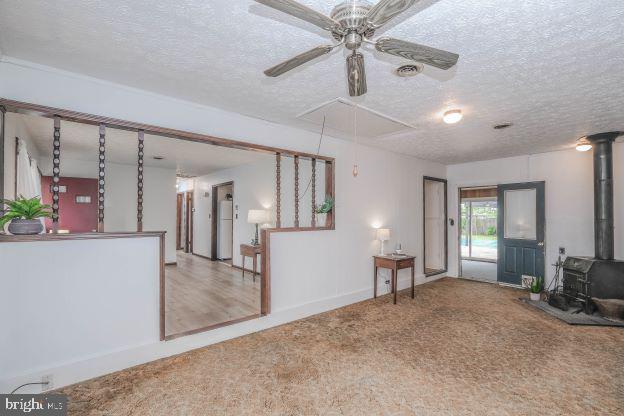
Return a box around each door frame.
[457,185,499,280]
[211,181,234,261]
[184,191,194,253]
[423,176,448,277]
[496,181,546,286]
[176,193,183,250]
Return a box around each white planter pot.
[315,213,327,227]
[530,292,541,302]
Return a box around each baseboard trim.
[0,276,439,394]
[191,253,212,261]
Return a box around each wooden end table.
[240,244,262,281]
[373,254,416,304]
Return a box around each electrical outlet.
[41,374,53,391]
[385,280,390,285]
[559,247,566,255]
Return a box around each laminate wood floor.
[165,251,261,337]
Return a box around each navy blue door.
[497,182,545,285]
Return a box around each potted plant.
[314,195,334,227]
[1,196,51,235]
[529,276,543,301]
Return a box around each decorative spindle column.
[276,152,281,228]
[294,155,299,228]
[137,130,145,232]
[97,124,106,232]
[311,158,316,227]
[51,116,61,232]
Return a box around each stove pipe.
[586,132,621,260]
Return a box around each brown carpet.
[59,278,624,415]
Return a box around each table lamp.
[376,228,390,255]
[248,209,269,245]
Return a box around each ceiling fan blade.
[347,52,367,97]
[255,0,340,32]
[364,0,421,30]
[264,45,334,77]
[375,37,459,70]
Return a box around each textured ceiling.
[17,113,271,177]
[1,0,623,164]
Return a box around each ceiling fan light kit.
[256,0,459,97]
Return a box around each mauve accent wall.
[41,176,98,232]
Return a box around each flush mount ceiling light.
[576,137,592,152]
[443,109,463,124]
[255,0,459,96]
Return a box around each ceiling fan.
[255,0,459,96]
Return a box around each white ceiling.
[17,113,272,177]
[1,0,623,164]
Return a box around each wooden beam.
[0,98,335,162]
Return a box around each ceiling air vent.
[396,64,423,77]
[493,122,514,130]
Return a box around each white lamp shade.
[248,209,270,224]
[376,228,390,241]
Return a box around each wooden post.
[97,124,106,232]
[0,106,5,214]
[137,130,145,232]
[325,161,334,228]
[294,155,299,228]
[311,158,316,227]
[276,153,281,228]
[51,116,61,233]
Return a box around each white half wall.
[0,57,446,392]
[446,144,624,286]
[0,237,160,383]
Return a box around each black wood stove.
[560,132,624,315]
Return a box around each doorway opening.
[459,186,498,282]
[211,182,234,264]
[176,190,193,254]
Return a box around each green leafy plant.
[486,226,497,236]
[530,276,543,294]
[0,196,52,228]
[315,195,334,214]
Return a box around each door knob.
[537,242,544,247]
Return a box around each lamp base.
[253,223,259,246]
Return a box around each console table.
[240,244,262,281]
[373,254,416,304]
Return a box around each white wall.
[0,57,445,392]
[447,144,624,286]
[190,157,328,267]
[104,162,177,263]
